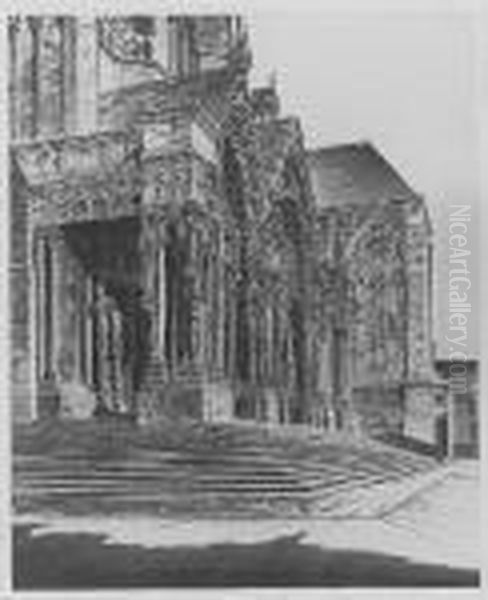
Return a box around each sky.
[248,12,480,358]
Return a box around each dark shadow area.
[13,525,479,589]
[376,432,440,459]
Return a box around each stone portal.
[34,217,147,418]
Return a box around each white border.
[1,1,486,598]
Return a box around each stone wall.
[351,385,404,437]
[9,16,440,436]
[9,17,78,141]
[10,160,34,422]
[405,199,435,380]
[403,384,438,444]
[314,194,440,444]
[315,201,409,437]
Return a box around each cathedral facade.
[9,16,445,445]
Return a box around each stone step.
[14,469,391,499]
[20,444,429,468]
[13,481,322,496]
[14,454,421,487]
[13,474,430,517]
[15,473,306,486]
[13,418,438,517]
[14,466,301,478]
[12,489,319,507]
[13,465,386,492]
[14,456,301,474]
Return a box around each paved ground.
[13,460,479,588]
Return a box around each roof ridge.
[306,140,373,155]
[306,140,417,209]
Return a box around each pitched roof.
[306,142,415,209]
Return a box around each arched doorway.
[59,217,145,416]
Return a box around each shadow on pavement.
[13,524,479,589]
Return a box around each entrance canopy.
[12,129,144,227]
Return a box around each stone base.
[12,383,36,423]
[135,380,296,426]
[203,381,234,423]
[351,384,404,438]
[338,396,362,437]
[11,351,34,423]
[263,388,280,424]
[136,380,220,422]
[58,381,97,420]
[36,380,61,419]
[403,382,441,445]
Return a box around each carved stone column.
[136,212,167,421]
[157,242,167,359]
[140,215,158,346]
[8,17,20,140]
[84,274,94,387]
[217,228,226,376]
[47,228,63,386]
[188,221,203,370]
[34,233,46,383]
[37,17,64,137]
[15,18,40,139]
[227,268,237,382]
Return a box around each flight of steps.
[14,449,322,517]
[13,420,438,518]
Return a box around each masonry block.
[404,384,437,444]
